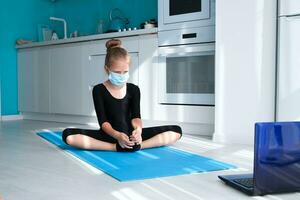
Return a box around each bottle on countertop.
[97,20,104,34]
[51,31,59,40]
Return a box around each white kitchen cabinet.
[18,36,141,117]
[277,13,300,120]
[138,34,157,120]
[81,52,106,116]
[17,33,214,134]
[50,43,84,115]
[279,0,300,16]
[18,49,35,112]
[214,0,276,144]
[18,47,50,113]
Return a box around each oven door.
[158,43,215,105]
[163,0,210,24]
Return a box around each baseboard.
[21,112,99,127]
[142,120,214,136]
[0,115,23,121]
[213,131,254,146]
[21,112,214,136]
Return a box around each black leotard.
[62,83,182,150]
[92,83,140,136]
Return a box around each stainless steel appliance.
[158,0,215,105]
[158,43,215,105]
[158,0,215,46]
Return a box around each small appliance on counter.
[96,20,105,34]
[70,31,79,38]
[107,8,129,32]
[37,24,52,42]
[140,19,157,29]
[51,31,59,40]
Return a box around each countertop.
[16,28,158,49]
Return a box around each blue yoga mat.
[37,131,236,181]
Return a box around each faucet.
[50,17,67,39]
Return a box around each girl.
[62,39,182,152]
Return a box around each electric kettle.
[107,8,129,32]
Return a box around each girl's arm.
[130,85,142,143]
[130,118,142,144]
[131,118,142,132]
[101,122,123,140]
[131,85,142,132]
[102,122,134,148]
[93,85,132,145]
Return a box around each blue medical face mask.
[108,71,129,86]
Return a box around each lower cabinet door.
[50,44,84,115]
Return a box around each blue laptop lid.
[254,122,300,195]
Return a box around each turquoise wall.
[0,1,53,115]
[52,0,157,38]
[0,0,157,116]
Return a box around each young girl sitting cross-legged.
[62,39,182,152]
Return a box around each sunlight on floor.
[66,153,104,175]
[158,179,204,200]
[252,196,283,200]
[181,136,224,151]
[136,151,159,159]
[232,149,254,160]
[82,151,119,169]
[111,188,150,200]
[140,183,175,200]
[229,167,250,172]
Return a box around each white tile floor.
[0,120,299,200]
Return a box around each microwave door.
[163,0,210,24]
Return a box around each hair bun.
[106,39,122,50]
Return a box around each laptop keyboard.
[233,178,254,188]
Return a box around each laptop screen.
[254,122,300,195]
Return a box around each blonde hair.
[105,39,130,69]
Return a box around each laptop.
[218,121,300,196]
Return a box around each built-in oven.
[158,43,215,106]
[157,0,215,106]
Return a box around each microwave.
[158,0,215,32]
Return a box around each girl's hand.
[117,132,135,149]
[130,128,142,144]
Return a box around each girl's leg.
[66,134,116,151]
[141,125,182,149]
[62,128,117,151]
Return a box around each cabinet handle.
[89,53,106,61]
[182,33,197,39]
